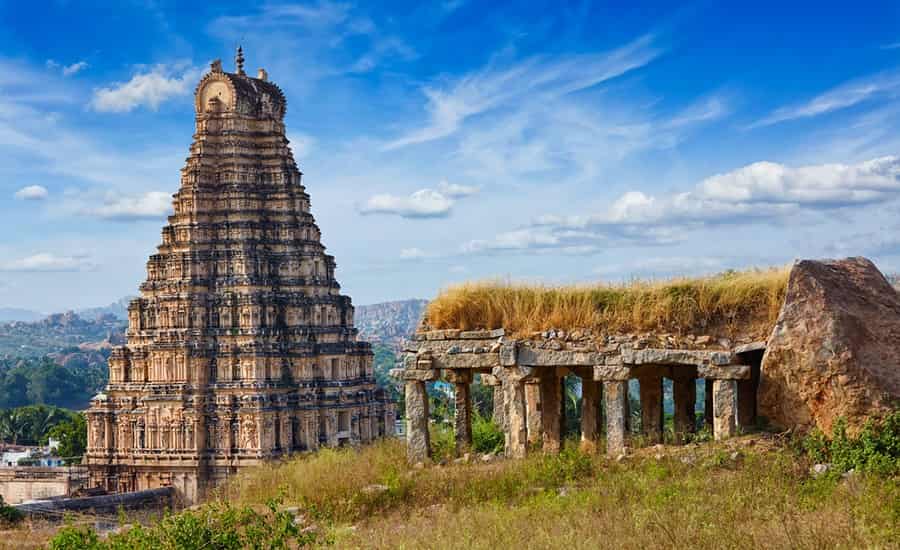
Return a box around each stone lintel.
[697,364,750,380]
[443,369,473,384]
[480,374,500,386]
[623,348,733,366]
[499,343,517,366]
[394,369,440,382]
[417,339,500,354]
[517,347,605,367]
[431,354,500,370]
[415,328,504,341]
[733,341,766,355]
[593,365,630,381]
[492,365,536,382]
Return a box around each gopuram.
[85,49,394,504]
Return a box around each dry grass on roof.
[425,267,790,337]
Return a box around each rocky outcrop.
[760,257,900,434]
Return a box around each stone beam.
[697,364,750,380]
[517,347,606,367]
[623,348,732,366]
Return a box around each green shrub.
[472,411,504,454]
[802,411,900,475]
[48,497,317,550]
[0,495,23,527]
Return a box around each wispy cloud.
[399,247,428,260]
[748,70,900,129]
[14,185,48,200]
[46,59,89,77]
[0,252,95,272]
[464,156,900,255]
[69,190,173,220]
[383,33,662,150]
[90,63,201,112]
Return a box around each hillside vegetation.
[426,267,790,338]
[33,411,900,549]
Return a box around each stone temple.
[85,49,394,504]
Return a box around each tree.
[45,414,86,463]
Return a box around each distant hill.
[77,296,134,321]
[0,311,125,361]
[0,307,44,323]
[356,299,428,352]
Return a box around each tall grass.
[425,267,790,337]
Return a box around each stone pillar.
[405,380,431,464]
[673,377,696,442]
[503,374,528,459]
[449,370,473,455]
[492,386,507,431]
[539,370,562,454]
[712,379,737,440]
[580,378,601,453]
[604,380,628,456]
[704,379,714,432]
[639,376,663,444]
[525,381,542,448]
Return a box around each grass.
[217,437,897,549]
[424,267,790,338]
[20,434,900,548]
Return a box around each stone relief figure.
[241,417,259,449]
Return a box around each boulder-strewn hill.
[356,299,427,352]
[0,311,125,360]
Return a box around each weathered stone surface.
[539,372,563,454]
[760,257,900,434]
[697,364,751,380]
[525,382,542,448]
[454,382,472,455]
[395,369,440,381]
[604,381,628,456]
[406,381,431,463]
[638,377,663,444]
[518,347,605,367]
[624,348,732,366]
[713,379,737,440]
[504,375,528,459]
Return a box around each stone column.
[539,370,563,454]
[673,377,696,442]
[405,380,431,464]
[704,379,714,432]
[604,380,628,456]
[712,379,737,440]
[503,374,528,459]
[525,381,542,449]
[492,386,507,431]
[639,376,663,444]
[448,370,473,455]
[580,378,601,453]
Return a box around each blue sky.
[2,1,900,312]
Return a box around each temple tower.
[85,50,394,504]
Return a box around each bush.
[802,411,900,475]
[0,495,23,527]
[48,497,317,550]
[472,411,504,454]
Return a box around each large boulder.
[760,257,900,434]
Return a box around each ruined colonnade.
[393,330,763,463]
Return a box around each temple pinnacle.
[236,45,245,75]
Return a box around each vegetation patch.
[425,267,790,337]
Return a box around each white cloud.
[0,252,94,272]
[360,189,454,218]
[436,181,478,198]
[76,190,173,220]
[63,61,88,76]
[383,33,662,150]
[466,156,900,255]
[400,247,427,259]
[360,180,478,219]
[749,70,900,129]
[90,64,201,113]
[14,185,48,200]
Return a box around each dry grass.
[425,267,790,337]
[215,438,898,549]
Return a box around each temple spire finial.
[235,45,245,75]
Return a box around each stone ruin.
[393,257,900,463]
[84,49,394,504]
